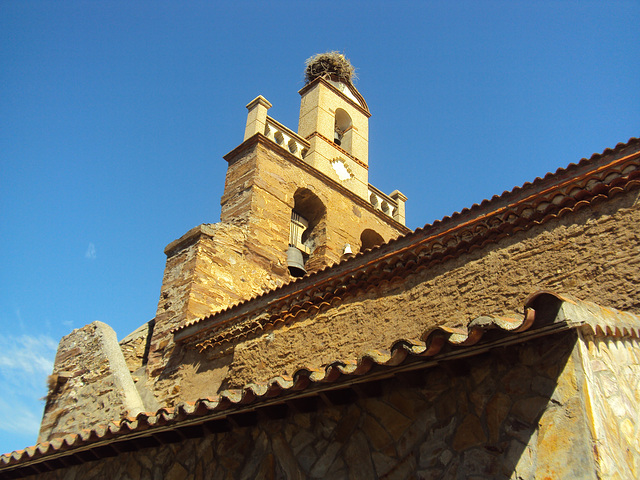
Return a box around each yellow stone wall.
[298,79,371,199]
[221,136,406,270]
[143,135,407,396]
[195,187,640,391]
[579,333,640,479]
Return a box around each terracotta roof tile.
[3,292,639,475]
[173,138,640,347]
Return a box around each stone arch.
[334,108,353,153]
[360,229,384,252]
[288,188,327,275]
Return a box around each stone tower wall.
[298,79,371,198]
[142,134,408,397]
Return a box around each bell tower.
[146,53,409,376]
[297,53,371,200]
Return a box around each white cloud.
[0,335,57,377]
[0,397,42,439]
[0,334,58,443]
[85,242,96,260]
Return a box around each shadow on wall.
[153,296,580,478]
[26,331,578,479]
[360,228,384,252]
[210,331,579,478]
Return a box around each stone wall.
[120,321,153,375]
[145,136,409,396]
[23,332,598,480]
[37,133,410,441]
[38,322,144,442]
[146,223,290,379]
[179,186,640,392]
[221,136,407,268]
[578,332,640,479]
[37,179,639,442]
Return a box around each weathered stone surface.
[485,392,511,443]
[362,413,394,450]
[345,431,375,479]
[38,322,144,442]
[119,321,152,374]
[362,397,413,441]
[579,333,640,479]
[205,189,640,394]
[534,348,597,480]
[452,414,487,451]
[21,332,633,479]
[372,451,397,477]
[511,395,549,425]
[165,463,188,480]
[418,442,450,469]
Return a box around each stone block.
[452,414,487,452]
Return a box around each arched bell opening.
[334,108,353,153]
[360,229,384,252]
[288,188,327,277]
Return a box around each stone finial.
[244,95,272,141]
[390,190,408,225]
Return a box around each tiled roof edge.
[185,159,640,348]
[4,293,639,473]
[173,137,640,343]
[431,137,640,223]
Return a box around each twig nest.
[305,52,356,85]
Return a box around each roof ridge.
[173,138,640,341]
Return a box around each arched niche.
[334,108,353,153]
[360,229,384,252]
[288,188,327,276]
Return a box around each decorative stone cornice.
[307,132,369,170]
[222,133,410,233]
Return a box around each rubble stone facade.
[21,333,602,480]
[38,72,410,441]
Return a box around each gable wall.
[578,333,640,479]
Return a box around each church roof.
[2,292,639,477]
[174,137,640,348]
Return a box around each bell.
[287,246,307,277]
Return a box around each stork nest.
[305,52,356,85]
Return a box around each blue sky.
[1,1,638,455]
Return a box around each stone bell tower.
[38,55,413,434]
[146,53,410,378]
[297,71,371,199]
